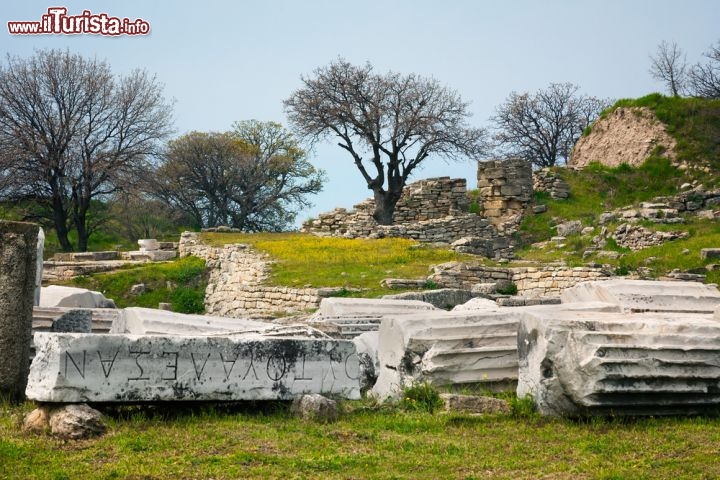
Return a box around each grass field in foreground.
[201,232,476,297]
[2,400,720,480]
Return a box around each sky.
[2,1,719,225]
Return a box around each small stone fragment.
[291,394,339,422]
[49,404,106,439]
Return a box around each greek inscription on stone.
[220,352,239,380]
[266,353,287,381]
[295,353,312,381]
[344,352,360,380]
[161,351,178,380]
[97,349,119,378]
[191,352,210,380]
[241,350,259,380]
[128,348,150,381]
[64,350,86,379]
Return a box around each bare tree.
[0,49,173,251]
[491,83,611,168]
[152,121,325,231]
[649,40,687,97]
[688,41,720,98]
[284,59,487,225]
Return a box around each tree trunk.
[372,189,400,225]
[51,199,73,252]
[76,214,88,252]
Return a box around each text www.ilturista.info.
[8,7,150,36]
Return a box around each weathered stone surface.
[138,239,160,251]
[371,302,622,401]
[352,331,379,393]
[0,220,39,402]
[23,406,51,433]
[517,310,720,416]
[570,106,677,169]
[34,228,44,306]
[452,297,499,311]
[612,223,688,250]
[291,394,339,422]
[127,250,177,261]
[111,307,270,336]
[34,307,118,335]
[49,404,106,439]
[556,220,583,237]
[383,289,478,309]
[316,297,437,317]
[371,309,521,400]
[52,309,92,333]
[40,285,116,309]
[440,393,511,415]
[701,248,720,260]
[27,333,360,402]
[561,279,720,313]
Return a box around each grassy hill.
[518,94,720,284]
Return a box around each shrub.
[496,282,518,295]
[400,381,444,414]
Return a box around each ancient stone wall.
[533,169,570,199]
[510,267,610,298]
[429,261,609,298]
[477,159,533,232]
[302,177,479,240]
[180,232,320,318]
[303,173,530,259]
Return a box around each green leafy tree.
[153,121,325,231]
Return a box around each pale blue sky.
[3,1,719,224]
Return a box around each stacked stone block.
[477,159,533,231]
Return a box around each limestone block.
[701,248,720,260]
[111,307,270,336]
[52,309,92,333]
[517,310,720,416]
[317,297,437,317]
[561,279,720,313]
[440,393,511,414]
[26,332,360,402]
[40,285,116,309]
[137,239,160,251]
[371,309,521,400]
[383,289,477,310]
[353,331,379,392]
[452,298,499,311]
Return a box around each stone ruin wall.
[303,163,535,259]
[476,159,533,233]
[301,177,481,241]
[180,231,610,318]
[428,262,610,299]
[179,232,321,318]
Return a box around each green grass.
[201,232,476,297]
[3,400,720,479]
[67,256,207,313]
[518,158,686,245]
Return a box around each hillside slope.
[518,94,720,285]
